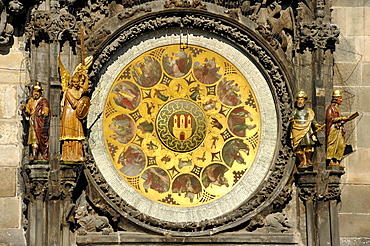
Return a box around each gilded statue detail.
[326,89,358,167]
[289,90,322,168]
[21,83,50,161]
[59,56,93,162]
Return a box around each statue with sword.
[58,28,93,162]
[289,89,325,169]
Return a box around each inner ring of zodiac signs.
[104,44,261,207]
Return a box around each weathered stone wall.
[0,38,27,245]
[332,0,370,244]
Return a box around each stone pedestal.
[23,163,81,246]
[76,232,300,245]
[296,169,344,246]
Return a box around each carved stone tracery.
[298,20,340,51]
[1,0,342,59]
[26,9,77,44]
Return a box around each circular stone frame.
[86,11,293,236]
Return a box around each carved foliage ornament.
[298,20,340,51]
[86,13,293,236]
[22,164,49,202]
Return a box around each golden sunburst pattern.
[103,44,261,207]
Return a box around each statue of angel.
[59,55,93,162]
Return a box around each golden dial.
[103,44,261,207]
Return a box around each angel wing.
[58,55,70,92]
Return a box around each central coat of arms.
[156,99,206,152]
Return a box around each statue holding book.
[326,89,359,167]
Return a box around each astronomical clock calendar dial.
[103,44,261,207]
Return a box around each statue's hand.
[79,69,88,78]
[101,228,111,235]
[41,108,49,118]
[77,228,87,235]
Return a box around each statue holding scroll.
[326,89,359,167]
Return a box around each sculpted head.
[31,84,43,100]
[331,89,343,105]
[295,89,308,109]
[70,75,80,89]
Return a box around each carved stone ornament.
[298,20,340,51]
[0,0,14,47]
[247,1,295,52]
[164,0,207,10]
[296,169,345,203]
[324,185,341,201]
[84,12,293,236]
[26,9,77,43]
[296,171,317,202]
[321,170,344,202]
[73,191,113,235]
[23,164,49,202]
[59,164,82,200]
[298,186,316,202]
[8,0,24,14]
[255,212,293,233]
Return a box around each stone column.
[296,1,342,245]
[312,2,340,246]
[23,164,49,246]
[325,170,344,246]
[24,1,80,245]
[60,164,79,246]
[296,171,317,246]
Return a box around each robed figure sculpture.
[21,83,50,161]
[326,89,359,167]
[59,56,93,162]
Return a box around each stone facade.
[0,0,368,245]
[0,38,27,245]
[332,1,370,245]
